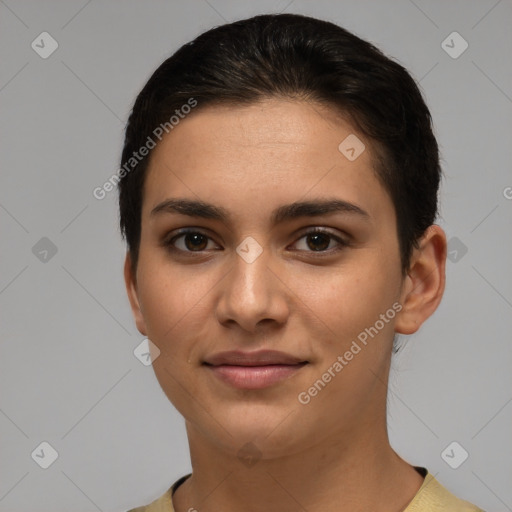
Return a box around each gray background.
[1,1,511,511]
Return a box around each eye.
[290,228,349,253]
[163,227,349,256]
[164,229,220,253]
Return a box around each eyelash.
[162,228,350,257]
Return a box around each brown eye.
[291,228,348,254]
[182,233,208,251]
[305,232,331,251]
[164,230,219,253]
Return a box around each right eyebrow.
[150,198,231,221]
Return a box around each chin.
[199,407,310,457]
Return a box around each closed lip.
[203,350,308,367]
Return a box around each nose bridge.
[215,239,288,331]
[235,243,269,295]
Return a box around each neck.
[172,417,424,512]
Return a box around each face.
[125,98,422,459]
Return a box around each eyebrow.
[150,197,370,224]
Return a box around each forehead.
[142,98,394,225]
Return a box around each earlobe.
[123,253,148,336]
[395,225,447,335]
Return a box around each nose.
[214,244,290,333]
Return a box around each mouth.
[202,350,309,390]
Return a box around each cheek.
[136,259,185,342]
[298,262,400,404]
[300,256,400,338]
[135,252,218,353]
[134,253,221,416]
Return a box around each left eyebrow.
[150,197,370,224]
[270,198,370,224]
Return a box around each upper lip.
[203,350,308,367]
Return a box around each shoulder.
[125,490,171,512]
[125,474,191,512]
[126,471,485,512]
[405,471,485,512]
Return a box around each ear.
[395,225,447,335]
[124,252,148,336]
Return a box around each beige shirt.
[126,468,485,512]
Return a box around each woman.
[120,13,484,512]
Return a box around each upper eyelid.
[165,227,220,244]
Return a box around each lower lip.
[205,363,308,390]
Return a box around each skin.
[124,98,447,512]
